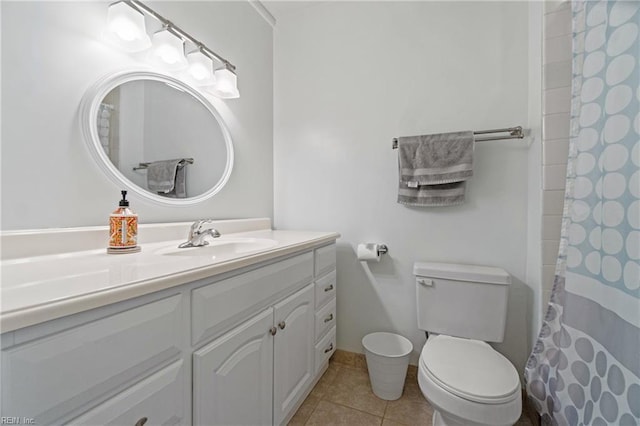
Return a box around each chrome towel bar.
[133,158,194,171]
[392,126,524,149]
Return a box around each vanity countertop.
[1,226,339,333]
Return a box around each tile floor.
[289,356,535,426]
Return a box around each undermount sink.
[157,237,279,259]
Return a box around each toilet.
[414,262,522,426]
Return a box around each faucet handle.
[190,219,215,236]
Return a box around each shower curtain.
[524,1,639,425]
[97,103,112,156]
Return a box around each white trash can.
[362,332,413,400]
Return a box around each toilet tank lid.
[413,262,510,285]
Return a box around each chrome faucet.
[178,219,221,248]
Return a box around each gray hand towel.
[397,131,474,207]
[162,164,187,198]
[147,159,184,195]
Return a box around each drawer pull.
[269,326,277,336]
[278,321,286,330]
[135,417,148,426]
[324,343,334,353]
[324,284,334,292]
[323,314,334,323]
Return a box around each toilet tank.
[414,262,511,343]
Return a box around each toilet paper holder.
[357,243,389,262]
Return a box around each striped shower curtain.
[524,1,639,425]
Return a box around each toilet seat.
[419,335,520,404]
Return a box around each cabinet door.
[273,284,315,425]
[193,309,274,426]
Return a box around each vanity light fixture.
[208,63,240,99]
[149,27,188,70]
[186,48,216,86]
[104,1,151,52]
[104,0,238,98]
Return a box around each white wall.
[1,1,273,230]
[274,1,535,372]
[141,81,227,196]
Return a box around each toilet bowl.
[413,262,523,426]
[417,335,521,426]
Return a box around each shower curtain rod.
[391,126,524,149]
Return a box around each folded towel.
[162,164,187,198]
[147,159,186,197]
[398,181,467,207]
[397,131,474,207]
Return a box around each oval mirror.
[81,70,233,206]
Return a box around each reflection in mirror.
[98,79,228,199]
[81,70,233,206]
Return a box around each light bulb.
[187,50,216,85]
[149,28,188,70]
[104,2,151,52]
[209,66,240,99]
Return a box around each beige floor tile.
[406,365,418,381]
[332,350,357,367]
[515,414,534,426]
[381,419,407,426]
[354,353,368,370]
[287,394,321,426]
[323,365,388,416]
[310,362,341,398]
[335,363,372,383]
[384,396,433,425]
[306,401,382,426]
[399,378,425,402]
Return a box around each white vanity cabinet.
[67,360,187,426]
[313,246,337,373]
[193,308,275,426]
[273,284,315,425]
[0,294,188,425]
[0,241,337,426]
[193,284,315,426]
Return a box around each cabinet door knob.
[323,313,333,323]
[134,417,148,426]
[324,284,334,292]
[269,326,277,336]
[324,343,334,354]
[278,321,286,330]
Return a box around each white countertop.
[1,226,339,333]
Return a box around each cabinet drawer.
[68,360,187,425]
[192,252,313,345]
[1,295,183,424]
[315,244,336,278]
[314,326,336,374]
[315,271,336,308]
[315,299,336,342]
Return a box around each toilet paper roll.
[357,243,381,262]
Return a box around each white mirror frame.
[80,69,234,206]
